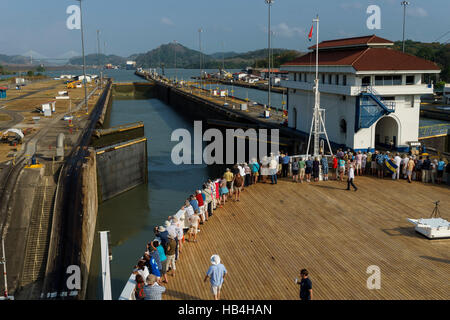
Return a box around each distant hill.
[68,54,127,66]
[393,40,450,83]
[132,42,213,69]
[0,54,29,65]
[131,43,302,69]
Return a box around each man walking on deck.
[204,254,227,300]
[295,269,312,301]
[346,160,358,191]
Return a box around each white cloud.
[340,2,363,10]
[263,23,305,38]
[161,17,174,26]
[407,7,428,18]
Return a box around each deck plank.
[162,177,450,300]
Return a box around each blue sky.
[0,0,449,58]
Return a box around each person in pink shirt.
[355,151,363,176]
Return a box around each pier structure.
[120,176,450,300]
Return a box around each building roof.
[282,47,440,72]
[308,35,393,50]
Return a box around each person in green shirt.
[298,158,306,183]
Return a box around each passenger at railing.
[233,173,243,201]
[431,159,438,184]
[213,179,221,208]
[269,155,278,185]
[375,151,384,179]
[202,183,213,218]
[361,152,367,176]
[231,165,240,194]
[152,239,168,284]
[237,163,246,192]
[407,156,415,184]
[154,225,169,249]
[437,158,446,184]
[369,152,376,176]
[224,168,234,193]
[415,156,423,181]
[305,156,313,183]
[134,274,146,300]
[312,157,320,182]
[195,190,206,223]
[401,154,408,179]
[393,153,402,180]
[219,176,229,205]
[299,157,306,183]
[144,250,161,284]
[260,156,270,183]
[291,158,299,183]
[133,259,149,283]
[143,274,166,301]
[188,212,200,243]
[338,157,346,182]
[282,152,290,178]
[164,234,177,278]
[250,158,260,185]
[189,195,200,219]
[244,163,252,187]
[422,156,431,183]
[321,154,329,181]
[331,155,338,181]
[355,151,363,176]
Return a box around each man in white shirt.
[238,163,246,191]
[393,153,402,180]
[402,155,410,179]
[346,160,358,191]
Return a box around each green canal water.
[85,70,226,299]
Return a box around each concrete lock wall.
[96,138,148,202]
[79,149,98,299]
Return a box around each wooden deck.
[163,177,450,300]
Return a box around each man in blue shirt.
[375,151,385,179]
[282,152,290,178]
[144,251,161,280]
[189,195,199,213]
[204,254,227,300]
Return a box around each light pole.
[265,0,273,110]
[173,40,177,82]
[401,1,410,53]
[97,29,103,90]
[199,28,203,93]
[77,0,89,114]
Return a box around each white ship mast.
[306,15,333,157]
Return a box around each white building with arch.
[280,35,440,152]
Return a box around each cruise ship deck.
[159,177,449,300]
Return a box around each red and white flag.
[308,24,313,41]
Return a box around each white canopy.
[2,128,24,139]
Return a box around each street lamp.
[77,0,89,114]
[401,1,410,53]
[265,0,274,110]
[173,40,177,82]
[198,28,203,93]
